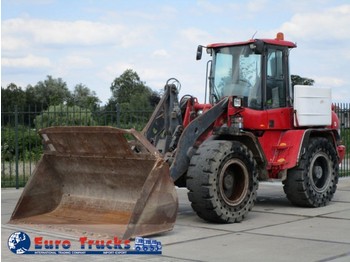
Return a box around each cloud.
[279,4,350,41]
[1,18,152,50]
[47,55,94,79]
[1,36,29,51]
[125,5,178,21]
[10,0,54,4]
[60,55,93,68]
[2,54,51,68]
[180,27,213,44]
[196,0,224,13]
[197,0,268,15]
[314,76,345,88]
[152,49,170,58]
[2,1,349,104]
[246,0,268,13]
[270,4,350,103]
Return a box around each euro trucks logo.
[7,231,162,255]
[134,237,162,252]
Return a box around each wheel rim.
[219,159,249,206]
[309,152,332,193]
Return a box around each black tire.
[283,137,339,207]
[186,140,258,223]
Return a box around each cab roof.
[207,33,297,49]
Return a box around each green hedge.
[1,125,42,162]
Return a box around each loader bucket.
[9,126,178,239]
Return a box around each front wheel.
[283,137,339,207]
[186,140,258,223]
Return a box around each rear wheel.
[283,137,339,207]
[187,140,258,223]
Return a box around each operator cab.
[199,33,296,110]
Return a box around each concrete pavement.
[2,178,350,261]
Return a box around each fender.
[275,129,340,171]
[213,129,268,180]
[299,129,342,163]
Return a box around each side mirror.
[196,45,203,60]
[250,40,264,54]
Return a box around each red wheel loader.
[10,33,346,239]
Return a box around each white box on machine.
[294,85,332,127]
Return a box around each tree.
[109,69,160,110]
[67,84,101,110]
[291,75,315,87]
[1,84,28,126]
[34,104,96,130]
[104,69,161,129]
[1,83,26,110]
[26,75,71,110]
[110,69,146,104]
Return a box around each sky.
[2,0,350,105]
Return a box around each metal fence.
[334,103,350,177]
[1,105,153,188]
[1,103,349,188]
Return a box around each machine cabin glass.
[210,44,289,110]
